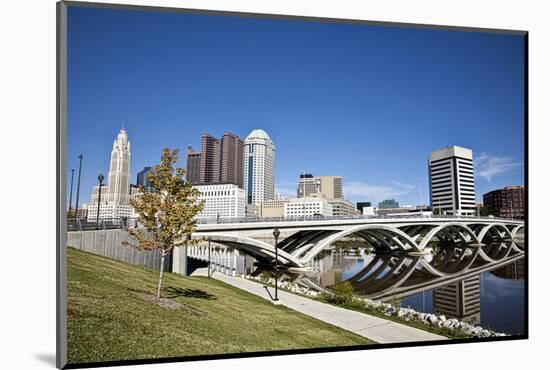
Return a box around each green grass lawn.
[67,248,374,364]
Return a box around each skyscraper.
[185,146,201,184]
[187,132,244,187]
[106,128,131,204]
[87,128,135,222]
[244,129,275,205]
[220,132,244,188]
[199,134,220,184]
[429,145,476,216]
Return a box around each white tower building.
[106,128,131,204]
[243,129,275,205]
[87,128,135,222]
[428,145,476,216]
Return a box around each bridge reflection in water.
[284,240,524,334]
[303,240,523,301]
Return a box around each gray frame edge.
[63,0,528,36]
[56,1,68,369]
[62,0,527,35]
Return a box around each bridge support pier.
[172,245,189,276]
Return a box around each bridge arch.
[477,223,514,243]
[298,224,422,264]
[417,222,479,250]
[192,233,304,267]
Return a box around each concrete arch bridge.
[190,216,525,269]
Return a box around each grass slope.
[67,248,374,364]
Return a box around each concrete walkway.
[192,268,445,344]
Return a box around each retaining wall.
[67,229,172,272]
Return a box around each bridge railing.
[194,214,521,225]
[66,217,140,232]
[66,213,522,231]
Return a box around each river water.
[301,247,525,335]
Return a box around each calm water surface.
[302,248,525,335]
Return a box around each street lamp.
[207,236,212,278]
[74,154,83,219]
[273,228,280,302]
[96,174,104,229]
[68,168,75,216]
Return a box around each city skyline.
[67,7,525,207]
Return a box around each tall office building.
[87,128,136,221]
[318,176,343,199]
[185,146,201,184]
[136,166,153,192]
[429,145,476,216]
[220,131,244,187]
[187,132,244,187]
[199,134,220,184]
[244,129,275,204]
[297,175,343,199]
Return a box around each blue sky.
[67,6,525,207]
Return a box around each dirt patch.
[135,292,207,316]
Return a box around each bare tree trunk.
[156,249,165,300]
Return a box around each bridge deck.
[196,216,524,232]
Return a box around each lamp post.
[96,174,104,229]
[68,168,75,216]
[74,154,83,219]
[273,228,280,302]
[207,236,212,278]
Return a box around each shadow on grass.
[163,286,217,300]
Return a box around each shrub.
[259,271,272,283]
[328,282,355,305]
